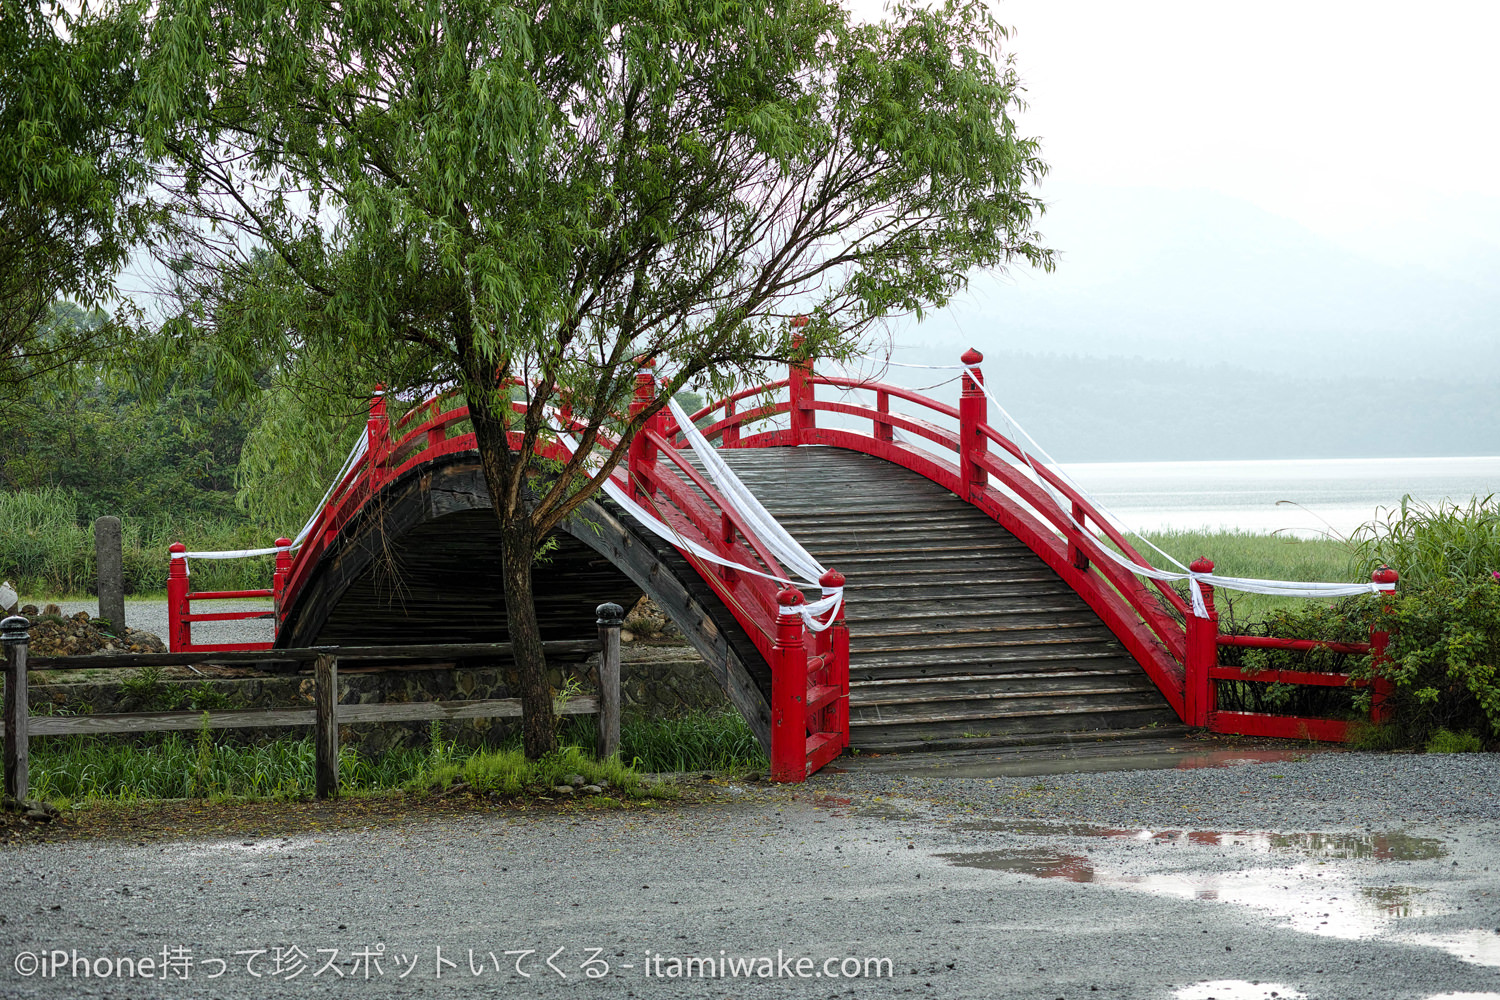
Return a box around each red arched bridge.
[168,351,1399,781]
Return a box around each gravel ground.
[0,753,1496,1000]
[53,599,274,648]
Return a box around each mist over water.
[1060,456,1500,536]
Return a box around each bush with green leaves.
[1214,596,1380,718]
[1348,578,1500,749]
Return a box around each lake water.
[1056,456,1500,537]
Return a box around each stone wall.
[28,640,728,753]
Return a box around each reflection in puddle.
[948,821,1448,861]
[940,850,1095,882]
[1176,982,1306,1000]
[939,848,1443,938]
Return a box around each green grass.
[0,486,274,600]
[26,710,765,806]
[1134,529,1361,622]
[1424,728,1485,754]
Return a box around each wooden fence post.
[314,653,340,800]
[1369,564,1399,724]
[2,616,29,804]
[595,603,623,759]
[95,516,125,631]
[958,348,987,498]
[770,587,808,782]
[1183,558,1218,727]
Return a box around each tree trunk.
[498,518,558,758]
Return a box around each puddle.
[947,821,1448,861]
[939,847,1444,938]
[1176,982,1306,1000]
[940,849,1095,882]
[1395,930,1500,968]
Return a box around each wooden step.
[713,446,1179,754]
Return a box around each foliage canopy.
[128,0,1053,754]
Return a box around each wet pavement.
[0,751,1497,998]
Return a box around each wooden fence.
[0,602,626,802]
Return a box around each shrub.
[1214,596,1380,718]
[1350,578,1500,748]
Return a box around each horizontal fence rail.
[0,609,626,802]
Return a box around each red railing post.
[627,359,658,498]
[770,586,808,783]
[958,348,987,499]
[1068,500,1091,571]
[272,537,293,629]
[874,390,893,443]
[1184,557,1218,727]
[820,568,850,749]
[367,386,390,488]
[788,315,814,445]
[168,542,190,653]
[1369,564,1399,724]
[723,397,740,448]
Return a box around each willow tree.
[0,0,147,408]
[128,0,1052,756]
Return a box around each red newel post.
[958,348,987,499]
[167,542,190,653]
[627,359,658,498]
[820,568,850,749]
[1369,564,1399,724]
[272,537,293,631]
[770,587,808,783]
[788,315,814,446]
[1183,557,1218,727]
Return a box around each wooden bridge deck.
[717,447,1177,752]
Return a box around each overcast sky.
[842,0,1500,378]
[999,0,1500,249]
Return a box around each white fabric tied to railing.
[851,355,1395,618]
[168,431,370,573]
[555,403,841,632]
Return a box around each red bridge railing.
[677,347,1398,741]
[679,348,1190,720]
[1185,561,1398,740]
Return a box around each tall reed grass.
[0,486,273,598]
[1350,495,1500,589]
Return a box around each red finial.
[818,568,845,589]
[777,587,805,607]
[275,537,292,548]
[960,348,983,365]
[1189,557,1214,574]
[1372,565,1399,586]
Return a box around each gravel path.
[0,753,1497,999]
